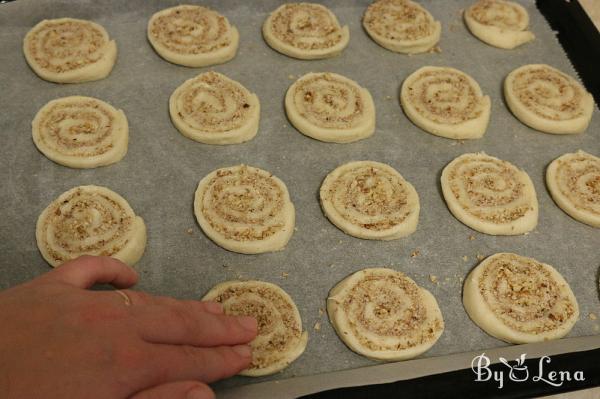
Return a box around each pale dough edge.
[32,96,129,168]
[194,167,295,254]
[440,153,539,235]
[23,18,117,83]
[464,8,534,50]
[463,253,579,344]
[546,151,600,228]
[363,20,441,54]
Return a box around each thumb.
[130,381,214,399]
[41,255,138,289]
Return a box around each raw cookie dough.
[327,268,444,361]
[169,71,260,145]
[363,0,441,54]
[546,150,600,228]
[400,66,491,139]
[504,64,593,134]
[202,280,308,376]
[262,3,349,59]
[320,161,419,240]
[23,18,117,83]
[285,72,375,143]
[441,152,538,235]
[36,185,146,267]
[463,253,579,343]
[32,96,128,168]
[194,165,295,254]
[464,0,535,49]
[147,5,239,67]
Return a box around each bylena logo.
[471,353,585,389]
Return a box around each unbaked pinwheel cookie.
[169,72,260,145]
[285,72,375,143]
[463,253,579,343]
[262,3,349,59]
[203,280,308,376]
[23,18,117,84]
[320,161,419,240]
[328,268,444,361]
[400,66,491,139]
[441,153,538,235]
[36,185,146,267]
[504,64,593,134]
[363,0,441,54]
[464,0,535,49]
[194,165,295,254]
[147,5,239,67]
[546,151,600,228]
[32,96,128,168]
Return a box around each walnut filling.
[268,3,343,50]
[448,156,534,224]
[555,154,600,215]
[364,0,436,41]
[293,73,365,129]
[201,166,287,241]
[325,165,413,231]
[479,254,577,334]
[37,99,116,157]
[212,284,302,371]
[407,70,484,124]
[149,6,232,55]
[41,188,133,263]
[28,20,108,73]
[174,72,253,133]
[341,272,443,351]
[468,0,526,30]
[512,67,585,121]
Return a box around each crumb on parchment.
[429,274,438,284]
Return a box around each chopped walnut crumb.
[468,235,475,241]
[281,272,289,279]
[589,313,597,321]
[462,255,469,262]
[318,308,324,317]
[288,74,295,80]
[410,249,421,258]
[314,321,321,331]
[429,274,438,284]
[186,228,194,235]
[476,254,485,261]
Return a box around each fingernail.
[202,301,223,314]
[232,344,252,358]
[238,316,257,332]
[187,386,212,399]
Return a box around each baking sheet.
[0,0,598,393]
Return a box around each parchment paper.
[0,0,598,393]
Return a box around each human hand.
[0,256,257,399]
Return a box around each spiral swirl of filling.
[194,165,295,254]
[170,72,259,144]
[23,18,117,83]
[441,153,538,235]
[285,72,375,143]
[147,5,239,67]
[401,66,491,139]
[504,64,593,134]
[546,151,600,228]
[328,268,444,360]
[320,161,419,240]
[464,253,579,343]
[203,280,307,376]
[262,3,349,59]
[32,96,128,168]
[363,0,441,54]
[36,185,146,267]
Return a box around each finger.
[130,381,214,399]
[150,297,224,315]
[149,344,252,383]
[134,304,257,346]
[42,255,138,289]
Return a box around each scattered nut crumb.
[476,254,485,261]
[288,74,295,80]
[385,95,392,100]
[410,249,420,258]
[281,272,289,279]
[329,263,335,268]
[186,228,193,235]
[428,45,442,54]
[318,308,324,317]
[462,255,469,262]
[314,321,321,331]
[468,235,475,241]
[589,313,597,321]
[429,274,438,284]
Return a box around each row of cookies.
[31,62,594,172]
[23,0,537,85]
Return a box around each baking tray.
[0,0,599,397]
